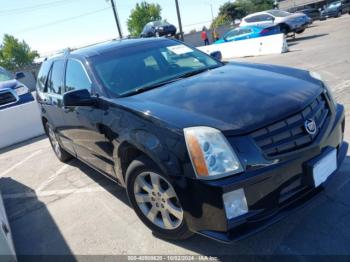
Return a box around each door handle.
[2,221,9,235]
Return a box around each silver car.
[240,10,311,34]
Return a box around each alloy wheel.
[48,126,61,159]
[133,172,183,230]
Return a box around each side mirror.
[63,89,96,107]
[15,72,25,80]
[210,51,222,61]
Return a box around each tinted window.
[0,68,13,82]
[267,10,291,17]
[239,28,253,34]
[47,60,65,95]
[91,41,221,96]
[224,29,240,39]
[259,14,274,21]
[36,61,52,92]
[245,15,260,22]
[65,60,91,93]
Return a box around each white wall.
[0,193,16,260]
[0,101,44,149]
[197,34,289,60]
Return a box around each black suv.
[36,38,347,242]
[140,20,177,38]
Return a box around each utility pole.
[210,4,214,22]
[175,0,184,41]
[110,0,123,39]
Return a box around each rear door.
[61,59,114,175]
[42,59,74,153]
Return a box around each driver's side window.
[65,60,92,93]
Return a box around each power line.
[0,0,75,15]
[16,7,110,34]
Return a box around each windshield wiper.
[119,66,221,97]
[118,78,182,97]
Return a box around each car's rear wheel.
[126,156,193,240]
[337,11,342,17]
[279,24,290,35]
[46,123,72,162]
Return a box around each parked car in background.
[298,8,321,21]
[36,37,347,242]
[140,20,177,38]
[241,10,311,34]
[0,67,34,109]
[320,0,350,19]
[214,24,281,44]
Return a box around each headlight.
[184,126,243,179]
[14,86,29,96]
[309,71,337,107]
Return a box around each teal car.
[214,25,281,44]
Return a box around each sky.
[0,0,230,57]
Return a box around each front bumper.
[176,104,346,243]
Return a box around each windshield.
[267,10,291,17]
[328,1,341,8]
[90,41,222,97]
[152,20,170,26]
[0,68,13,82]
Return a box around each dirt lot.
[1,15,350,258]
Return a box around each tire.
[279,24,289,35]
[337,11,342,17]
[126,156,193,240]
[46,122,72,162]
[155,31,160,37]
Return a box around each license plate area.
[312,149,337,187]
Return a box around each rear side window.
[47,60,65,95]
[65,60,91,93]
[239,28,253,34]
[259,14,274,21]
[36,60,52,93]
[245,15,259,23]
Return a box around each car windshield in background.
[0,69,13,82]
[328,1,341,8]
[267,10,291,17]
[90,42,221,97]
[153,21,170,26]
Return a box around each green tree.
[212,0,274,27]
[127,2,162,36]
[0,34,39,71]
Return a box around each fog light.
[223,188,248,219]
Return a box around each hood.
[0,79,19,90]
[116,63,323,134]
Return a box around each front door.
[61,59,115,175]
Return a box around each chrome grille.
[251,94,330,157]
[0,90,17,107]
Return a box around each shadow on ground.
[0,177,76,261]
[67,155,350,256]
[1,152,350,258]
[288,33,328,42]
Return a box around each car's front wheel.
[46,122,72,162]
[126,156,193,240]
